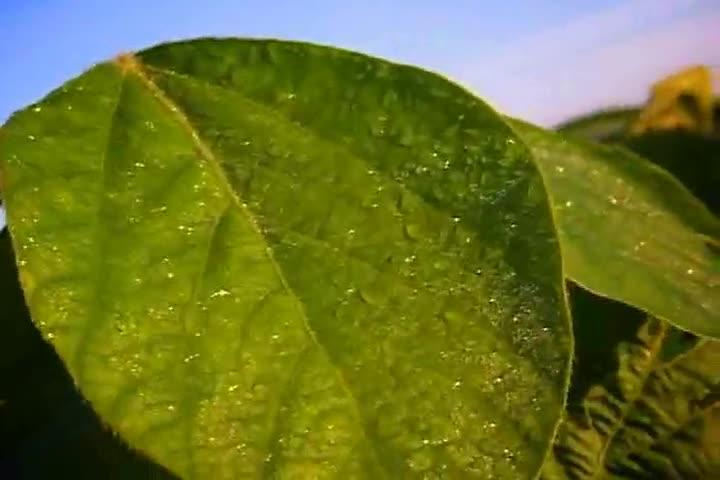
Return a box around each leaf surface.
[543,316,720,479]
[0,39,571,478]
[511,119,720,338]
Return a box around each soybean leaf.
[0,38,571,479]
[510,119,720,338]
[543,316,720,479]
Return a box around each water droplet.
[633,240,647,252]
[452,380,462,389]
[66,105,73,111]
[451,216,461,223]
[687,268,695,275]
[347,228,356,237]
[27,135,36,141]
[210,289,231,298]
[184,353,200,363]
[404,223,422,240]
[564,201,573,208]
[404,255,416,264]
[608,195,618,205]
[134,162,145,168]
[555,166,565,173]
[407,449,433,471]
[167,272,175,279]
[32,106,42,113]
[167,405,175,412]
[47,332,56,339]
[228,384,239,393]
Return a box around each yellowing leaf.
[630,65,715,136]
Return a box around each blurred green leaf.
[511,119,720,338]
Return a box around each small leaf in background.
[629,65,715,136]
[510,119,720,338]
[0,39,571,478]
[555,108,641,143]
[543,314,720,479]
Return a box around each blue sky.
[1,0,719,127]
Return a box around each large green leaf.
[0,38,571,478]
[543,316,720,479]
[510,119,720,338]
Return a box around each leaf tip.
[113,52,140,74]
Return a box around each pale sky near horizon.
[1,0,719,127]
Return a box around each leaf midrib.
[117,54,390,477]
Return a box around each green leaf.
[510,119,720,338]
[543,316,720,479]
[0,39,571,478]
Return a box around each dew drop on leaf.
[210,288,231,298]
